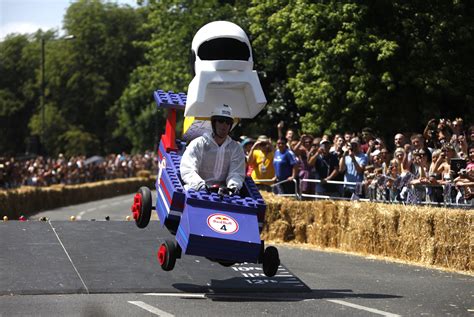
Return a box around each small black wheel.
[157,240,178,271]
[131,187,152,229]
[262,246,280,277]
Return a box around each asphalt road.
[1,192,472,317]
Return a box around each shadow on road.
[173,282,402,302]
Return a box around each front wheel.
[262,246,280,277]
[131,187,152,229]
[157,240,179,271]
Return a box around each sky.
[0,0,138,40]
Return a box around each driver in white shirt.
[180,104,245,195]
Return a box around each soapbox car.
[130,90,280,277]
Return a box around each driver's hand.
[228,186,239,196]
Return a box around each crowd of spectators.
[2,117,473,206]
[0,152,157,189]
[241,118,474,205]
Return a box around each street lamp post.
[40,34,75,155]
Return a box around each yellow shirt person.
[248,135,275,188]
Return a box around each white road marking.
[48,221,89,294]
[144,293,206,298]
[76,208,97,220]
[326,299,401,317]
[128,301,174,316]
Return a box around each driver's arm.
[180,138,205,190]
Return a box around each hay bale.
[260,195,472,273]
[431,209,472,271]
[0,177,155,219]
[262,219,292,242]
[136,170,152,178]
[294,220,307,243]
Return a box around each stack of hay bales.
[0,176,155,219]
[260,192,472,272]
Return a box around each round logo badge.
[207,213,239,234]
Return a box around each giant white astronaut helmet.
[190,21,254,74]
[184,21,267,120]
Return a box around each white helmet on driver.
[211,104,233,120]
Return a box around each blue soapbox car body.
[131,90,280,277]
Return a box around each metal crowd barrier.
[252,178,300,199]
[253,177,472,208]
[299,178,370,202]
[271,179,300,199]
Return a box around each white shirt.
[180,132,245,191]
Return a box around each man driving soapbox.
[180,104,245,198]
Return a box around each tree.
[113,0,251,151]
[54,0,146,153]
[248,0,474,139]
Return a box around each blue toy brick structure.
[130,90,280,276]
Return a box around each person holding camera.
[311,139,339,196]
[454,146,474,204]
[294,134,317,194]
[339,137,368,198]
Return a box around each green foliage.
[0,35,39,154]
[59,0,146,153]
[28,104,69,155]
[248,0,474,139]
[1,0,473,157]
[114,0,251,151]
[59,127,100,157]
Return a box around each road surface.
[1,192,472,316]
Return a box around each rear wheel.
[157,240,179,271]
[262,246,280,277]
[131,187,152,229]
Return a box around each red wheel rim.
[158,244,167,265]
[131,193,142,220]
